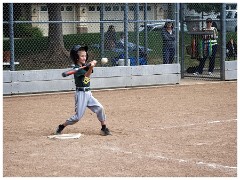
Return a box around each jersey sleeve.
[75,68,87,77]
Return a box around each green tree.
[187,3,221,14]
[46,3,69,67]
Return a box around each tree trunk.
[46,3,69,68]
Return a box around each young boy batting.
[55,45,111,136]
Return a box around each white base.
[47,133,82,139]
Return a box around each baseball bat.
[62,63,91,77]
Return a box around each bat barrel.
[61,63,92,78]
[62,68,78,77]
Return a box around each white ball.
[101,58,108,64]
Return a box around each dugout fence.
[3,3,237,82]
[180,3,237,80]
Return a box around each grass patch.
[3,31,237,70]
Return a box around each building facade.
[30,3,170,36]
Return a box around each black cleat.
[55,124,65,135]
[100,128,111,136]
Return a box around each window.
[113,6,119,11]
[97,6,101,11]
[129,6,135,11]
[234,12,237,18]
[230,4,237,10]
[121,6,125,11]
[61,6,64,11]
[66,6,73,11]
[226,11,233,18]
[105,6,111,11]
[40,6,48,11]
[88,6,95,11]
[138,6,151,11]
[226,4,237,10]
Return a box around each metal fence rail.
[3,3,237,81]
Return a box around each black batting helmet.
[70,45,88,64]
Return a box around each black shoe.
[55,124,65,134]
[100,128,111,136]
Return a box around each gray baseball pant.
[66,91,106,125]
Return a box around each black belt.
[76,87,91,92]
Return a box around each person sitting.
[116,32,147,59]
[116,32,125,49]
[226,38,237,59]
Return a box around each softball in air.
[101,58,108,64]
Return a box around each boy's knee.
[94,105,104,113]
[66,115,81,125]
[66,119,78,125]
[96,106,106,121]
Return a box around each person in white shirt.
[193,18,218,76]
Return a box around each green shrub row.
[3,31,237,58]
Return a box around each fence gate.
[180,3,237,81]
[184,31,221,80]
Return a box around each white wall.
[3,64,180,95]
[225,60,237,80]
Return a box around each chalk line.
[98,145,237,175]
[143,119,237,131]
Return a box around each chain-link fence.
[182,3,237,79]
[3,3,179,70]
[3,3,237,76]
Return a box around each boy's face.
[77,50,87,65]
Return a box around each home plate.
[47,133,82,139]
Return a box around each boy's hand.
[90,60,97,67]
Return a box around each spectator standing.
[104,25,117,50]
[193,18,218,76]
[161,22,175,64]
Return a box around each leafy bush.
[14,17,43,38]
[31,27,44,38]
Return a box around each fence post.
[9,3,15,71]
[175,3,180,64]
[100,4,105,59]
[143,3,148,58]
[180,3,185,78]
[220,3,226,81]
[124,3,129,66]
[134,3,140,65]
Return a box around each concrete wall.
[3,64,180,95]
[225,60,237,80]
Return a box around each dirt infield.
[3,81,237,177]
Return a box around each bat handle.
[86,63,91,67]
[62,72,68,77]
